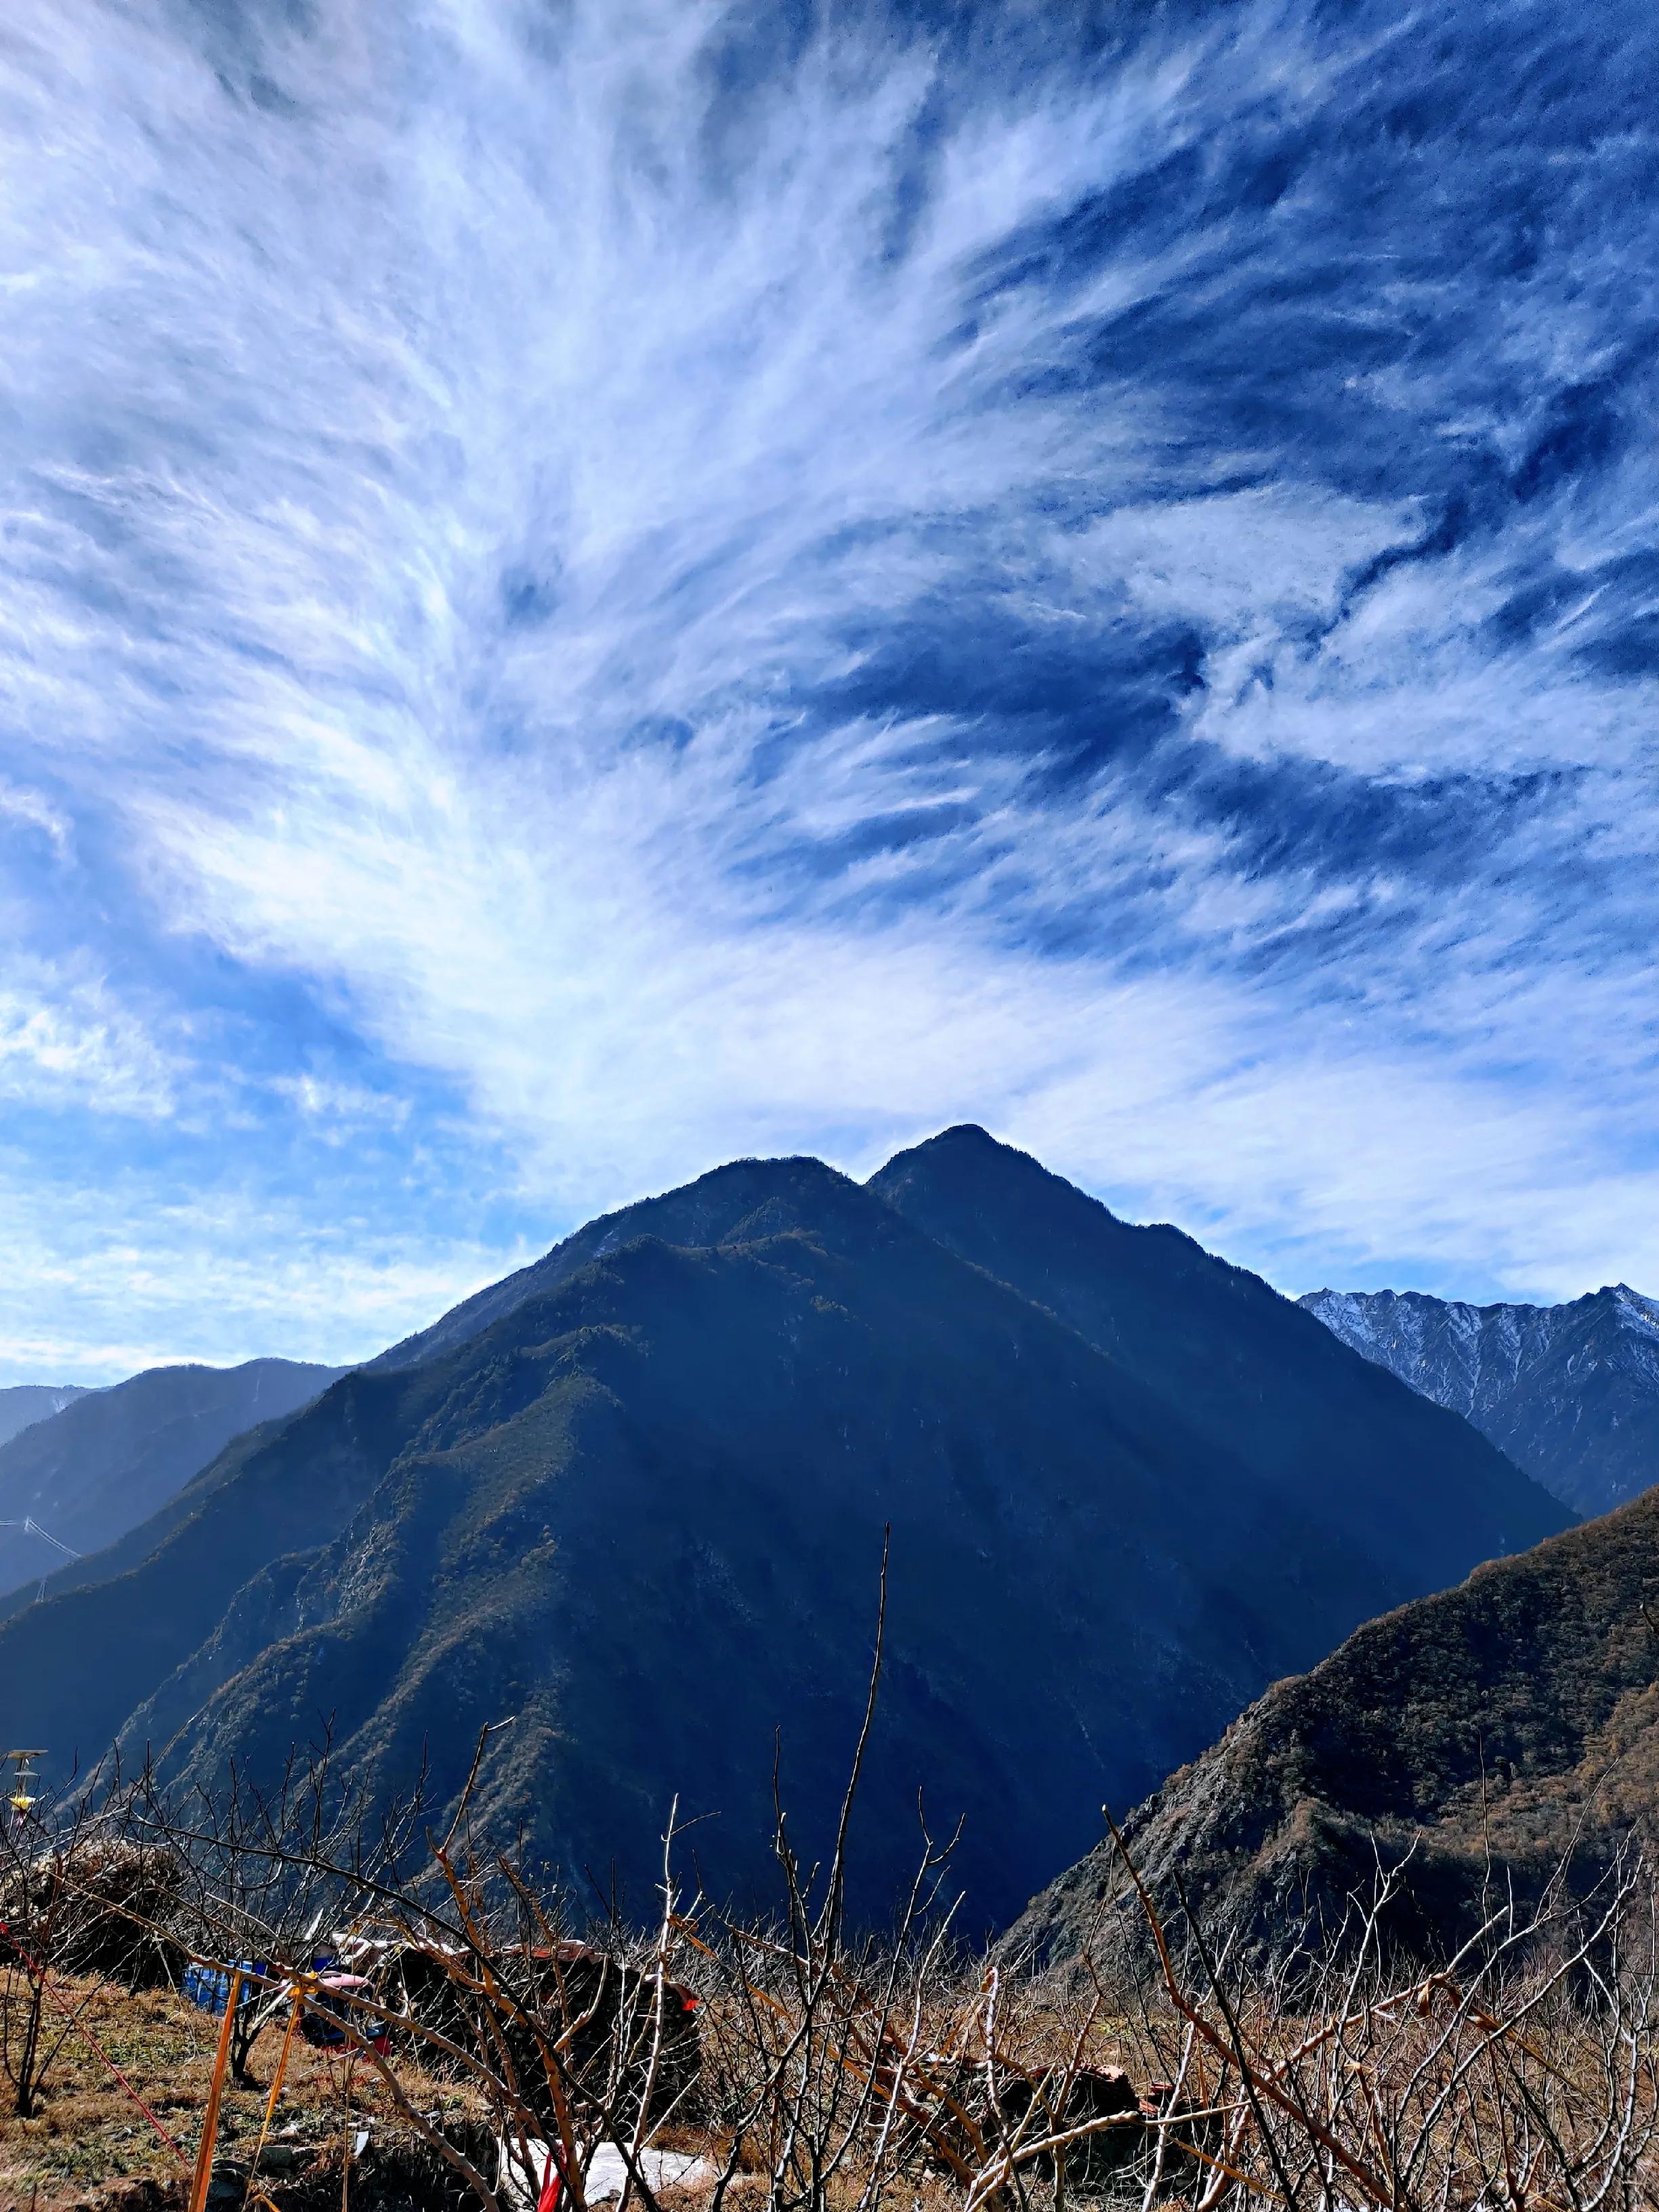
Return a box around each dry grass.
[0,1974,487,2209]
[1,1929,1657,2212]
[4,1645,1656,2209]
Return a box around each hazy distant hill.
[1005,1486,1659,1967]
[1302,1284,1659,1516]
[0,1359,346,1600]
[0,1383,90,1450]
[0,1133,1564,1923]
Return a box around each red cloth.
[535,2149,563,2212]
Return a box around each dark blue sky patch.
[500,562,562,628]
[1574,620,1659,683]
[1104,741,1596,936]
[1511,380,1625,505]
[816,596,1205,761]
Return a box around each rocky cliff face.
[1301,1284,1659,1516]
[1003,1486,1659,1969]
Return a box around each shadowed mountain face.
[0,1360,346,1600]
[0,1384,89,1451]
[0,1135,1566,1924]
[1301,1285,1659,1518]
[364,1159,903,1374]
[1005,1489,1659,1969]
[870,1129,1564,1595]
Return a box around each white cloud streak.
[0,0,1656,1362]
[0,1160,534,1382]
[0,963,175,1118]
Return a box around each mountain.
[1301,1284,1659,1516]
[0,1135,1566,1924]
[0,1360,348,1601]
[870,1129,1563,1593]
[362,1158,903,1373]
[1005,1487,1659,1968]
[0,1383,91,1450]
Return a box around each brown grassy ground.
[5,1946,1654,2210]
[0,1975,486,2211]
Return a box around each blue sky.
[3,0,1658,1381]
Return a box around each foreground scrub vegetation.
[0,1969,488,2207]
[4,1751,1656,2212]
[5,1577,1656,2212]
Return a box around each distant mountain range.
[1301,1283,1659,1516]
[0,1383,89,1451]
[0,1359,347,1602]
[1006,1481,1659,1967]
[0,1128,1564,1924]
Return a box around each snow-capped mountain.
[1300,1285,1659,1516]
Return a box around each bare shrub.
[1,1572,1654,2209]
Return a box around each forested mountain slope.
[1006,1487,1659,1965]
[0,1383,89,1450]
[0,1358,345,1600]
[0,1137,1563,1923]
[871,1128,1564,1591]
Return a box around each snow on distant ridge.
[1302,1284,1659,1516]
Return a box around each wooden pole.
[188,1968,244,2212]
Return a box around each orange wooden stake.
[188,1968,243,2212]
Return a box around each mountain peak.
[373,1149,883,1374]
[1608,1282,1659,1335]
[1304,1282,1659,1516]
[877,1122,1017,1167]
[927,1121,1000,1148]
[0,1125,1568,1926]
[870,1123,1099,1211]
[0,1358,343,1604]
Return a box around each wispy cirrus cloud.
[1,0,1657,1376]
[0,1167,532,1379]
[0,964,175,1119]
